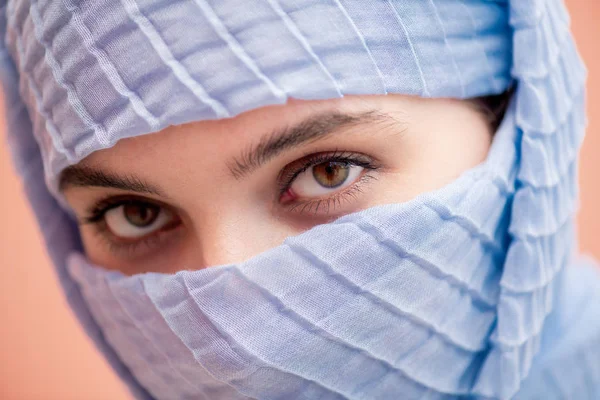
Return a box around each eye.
[290,161,364,198]
[104,201,177,239]
[277,151,381,212]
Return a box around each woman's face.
[61,94,493,275]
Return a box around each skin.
[62,94,493,275]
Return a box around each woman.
[2,0,599,399]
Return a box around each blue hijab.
[2,0,599,399]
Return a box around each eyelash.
[284,173,377,215]
[82,151,380,255]
[89,215,177,258]
[277,150,380,214]
[84,197,161,224]
[82,196,181,257]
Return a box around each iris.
[312,162,350,188]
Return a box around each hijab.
[1,0,599,398]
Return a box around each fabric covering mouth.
[1,0,598,399]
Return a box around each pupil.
[124,203,158,227]
[313,162,350,188]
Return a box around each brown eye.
[290,161,364,198]
[312,162,351,188]
[123,203,159,227]
[104,201,177,239]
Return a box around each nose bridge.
[197,206,286,267]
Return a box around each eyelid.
[90,218,182,260]
[82,194,175,225]
[276,150,380,196]
[277,150,382,217]
[82,196,183,259]
[284,172,378,215]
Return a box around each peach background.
[1,2,599,399]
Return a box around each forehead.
[77,94,476,176]
[78,96,395,169]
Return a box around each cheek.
[78,207,309,275]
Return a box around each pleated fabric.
[67,106,519,399]
[0,0,597,399]
[513,258,600,400]
[2,0,511,196]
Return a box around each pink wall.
[570,2,600,256]
[1,2,599,399]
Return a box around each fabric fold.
[2,0,596,399]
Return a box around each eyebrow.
[228,110,396,179]
[59,110,399,193]
[59,165,166,197]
